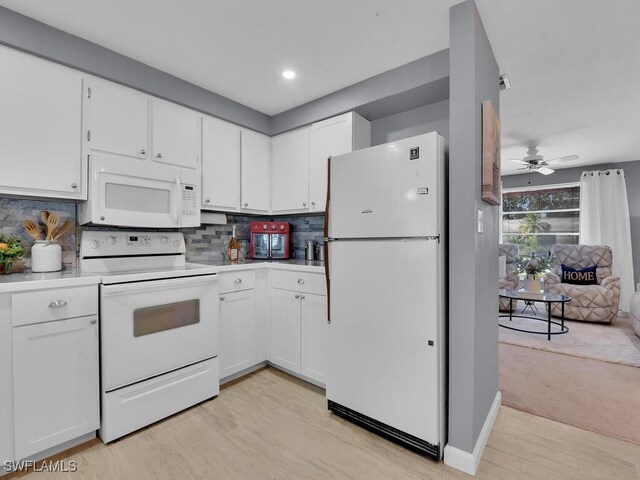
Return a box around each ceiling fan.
[509,147,579,175]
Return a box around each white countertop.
[0,260,324,293]
[0,267,101,293]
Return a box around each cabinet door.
[202,116,240,210]
[240,129,270,212]
[220,290,256,378]
[300,293,329,385]
[87,80,149,159]
[309,113,354,212]
[0,46,84,199]
[13,316,99,460]
[152,99,201,170]
[269,289,301,373]
[271,128,310,212]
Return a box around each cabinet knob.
[234,278,242,284]
[48,300,67,308]
[140,149,146,155]
[297,278,305,285]
[303,202,307,207]
[205,199,211,203]
[156,153,163,159]
[301,295,306,300]
[220,296,225,301]
[295,294,300,299]
[311,201,316,206]
[90,319,97,325]
[244,202,249,207]
[71,183,78,189]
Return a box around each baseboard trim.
[444,390,501,476]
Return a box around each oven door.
[84,154,182,228]
[252,233,270,259]
[270,234,288,259]
[100,275,218,391]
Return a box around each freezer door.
[327,238,442,445]
[328,132,444,239]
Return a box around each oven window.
[133,300,200,337]
[106,183,171,214]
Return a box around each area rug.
[500,343,640,445]
[499,314,640,367]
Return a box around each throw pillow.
[561,264,598,285]
[498,255,507,279]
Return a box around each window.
[502,184,580,258]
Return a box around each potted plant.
[0,235,25,274]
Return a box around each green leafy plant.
[0,235,24,273]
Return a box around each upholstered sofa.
[631,283,640,338]
[545,244,620,323]
[498,243,519,311]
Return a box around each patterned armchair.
[545,244,620,323]
[498,244,519,311]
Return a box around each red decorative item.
[250,222,290,259]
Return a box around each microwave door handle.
[268,235,272,259]
[172,176,181,226]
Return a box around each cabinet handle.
[48,300,67,308]
[244,202,249,207]
[234,278,242,284]
[90,319,97,325]
[295,294,300,299]
[156,153,163,159]
[297,278,305,285]
[71,183,78,189]
[220,296,225,301]
[140,149,146,155]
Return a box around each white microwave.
[78,154,201,228]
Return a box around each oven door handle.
[102,275,217,297]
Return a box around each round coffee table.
[499,288,571,340]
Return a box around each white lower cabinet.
[12,314,99,460]
[219,289,257,378]
[269,270,328,385]
[270,288,302,372]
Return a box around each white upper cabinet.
[240,129,270,212]
[152,99,201,170]
[202,116,240,210]
[271,128,310,212]
[0,46,85,200]
[86,80,149,160]
[309,112,371,212]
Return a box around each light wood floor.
[11,367,640,479]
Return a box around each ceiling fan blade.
[537,166,555,175]
[545,154,579,164]
[510,158,529,165]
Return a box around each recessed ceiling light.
[282,70,296,80]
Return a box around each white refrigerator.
[325,131,447,459]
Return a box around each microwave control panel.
[182,185,197,216]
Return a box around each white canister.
[31,241,62,272]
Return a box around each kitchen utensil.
[52,220,73,240]
[305,241,316,261]
[45,212,61,240]
[22,220,41,241]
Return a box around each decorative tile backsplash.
[0,196,325,268]
[0,197,77,270]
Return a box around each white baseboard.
[444,390,501,476]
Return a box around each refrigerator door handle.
[324,156,332,324]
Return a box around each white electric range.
[80,231,220,443]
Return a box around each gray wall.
[448,0,500,454]
[502,159,640,283]
[0,6,271,134]
[370,100,449,146]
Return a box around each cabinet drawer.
[219,270,256,294]
[12,285,98,327]
[270,270,326,295]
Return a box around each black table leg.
[547,301,552,341]
[509,298,513,321]
[562,302,565,328]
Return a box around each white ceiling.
[476,0,640,174]
[0,0,457,115]
[1,0,638,173]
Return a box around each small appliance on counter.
[250,222,290,259]
[305,241,316,261]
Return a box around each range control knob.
[90,240,101,249]
[172,239,180,247]
[159,235,169,245]
[263,224,268,230]
[106,236,117,245]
